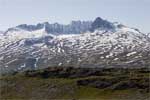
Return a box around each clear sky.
[0,0,149,33]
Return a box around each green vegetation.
[0,67,150,100]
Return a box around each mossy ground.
[0,67,150,100]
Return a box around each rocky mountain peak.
[90,17,114,32]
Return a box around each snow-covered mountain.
[0,17,150,73]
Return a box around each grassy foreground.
[0,67,150,100]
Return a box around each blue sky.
[0,0,149,33]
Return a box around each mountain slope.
[147,33,150,38]
[0,17,150,73]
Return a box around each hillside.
[0,67,149,100]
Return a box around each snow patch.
[126,52,137,57]
[20,64,26,68]
[58,63,62,66]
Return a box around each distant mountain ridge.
[4,17,118,35]
[5,20,92,35]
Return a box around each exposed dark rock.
[90,17,114,32]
